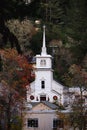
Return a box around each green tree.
[40,0,65,25]
[30,30,42,54]
[66,0,87,63]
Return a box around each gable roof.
[30,101,58,110]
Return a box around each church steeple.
[41,25,47,55]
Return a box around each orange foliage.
[0,48,35,94]
[16,54,34,87]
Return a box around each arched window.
[41,81,45,89]
[40,59,46,66]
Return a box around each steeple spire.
[41,25,47,55]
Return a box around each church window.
[53,119,64,129]
[53,119,58,128]
[27,118,38,127]
[41,81,45,89]
[40,59,46,66]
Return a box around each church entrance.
[40,95,46,101]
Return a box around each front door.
[40,95,46,101]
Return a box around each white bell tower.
[34,25,53,101]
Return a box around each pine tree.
[40,0,65,25]
[66,0,87,63]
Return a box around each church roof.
[30,101,58,110]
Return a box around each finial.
[41,25,47,55]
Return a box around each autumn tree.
[63,64,87,130]
[57,111,71,130]
[0,48,34,130]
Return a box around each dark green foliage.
[39,0,65,25]
[0,0,25,19]
[66,0,87,62]
[30,30,42,54]
[26,0,41,19]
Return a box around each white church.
[27,25,64,105]
[23,26,65,130]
